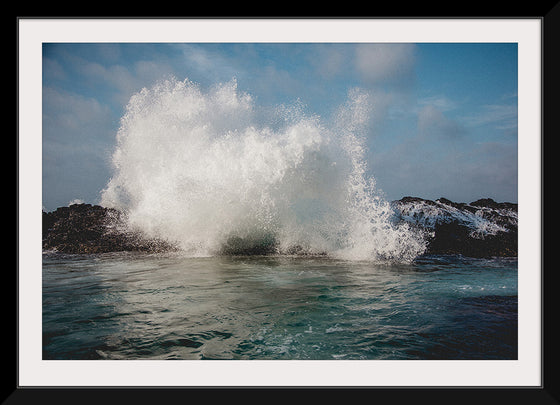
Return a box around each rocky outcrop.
[43,197,518,258]
[392,197,518,258]
[42,203,177,254]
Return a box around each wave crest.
[101,77,426,262]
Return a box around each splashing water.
[100,77,426,261]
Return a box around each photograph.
[41,41,520,361]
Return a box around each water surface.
[43,253,517,360]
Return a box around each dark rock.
[392,197,518,258]
[219,234,279,256]
[436,197,462,208]
[400,196,435,205]
[42,203,178,254]
[426,221,518,258]
[43,198,518,259]
[470,198,518,211]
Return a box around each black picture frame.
[14,9,556,403]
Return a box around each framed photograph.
[16,14,551,401]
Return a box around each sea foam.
[100,77,426,261]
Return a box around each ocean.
[42,252,517,360]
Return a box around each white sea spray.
[101,77,426,261]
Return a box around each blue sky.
[42,42,518,211]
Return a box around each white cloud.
[42,86,116,209]
[418,95,457,112]
[309,44,351,79]
[77,58,177,108]
[370,133,518,203]
[43,57,66,81]
[354,44,416,86]
[178,44,239,83]
[417,105,465,139]
[467,103,518,133]
[42,87,114,141]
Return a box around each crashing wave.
[100,77,427,262]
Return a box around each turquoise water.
[42,253,517,360]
